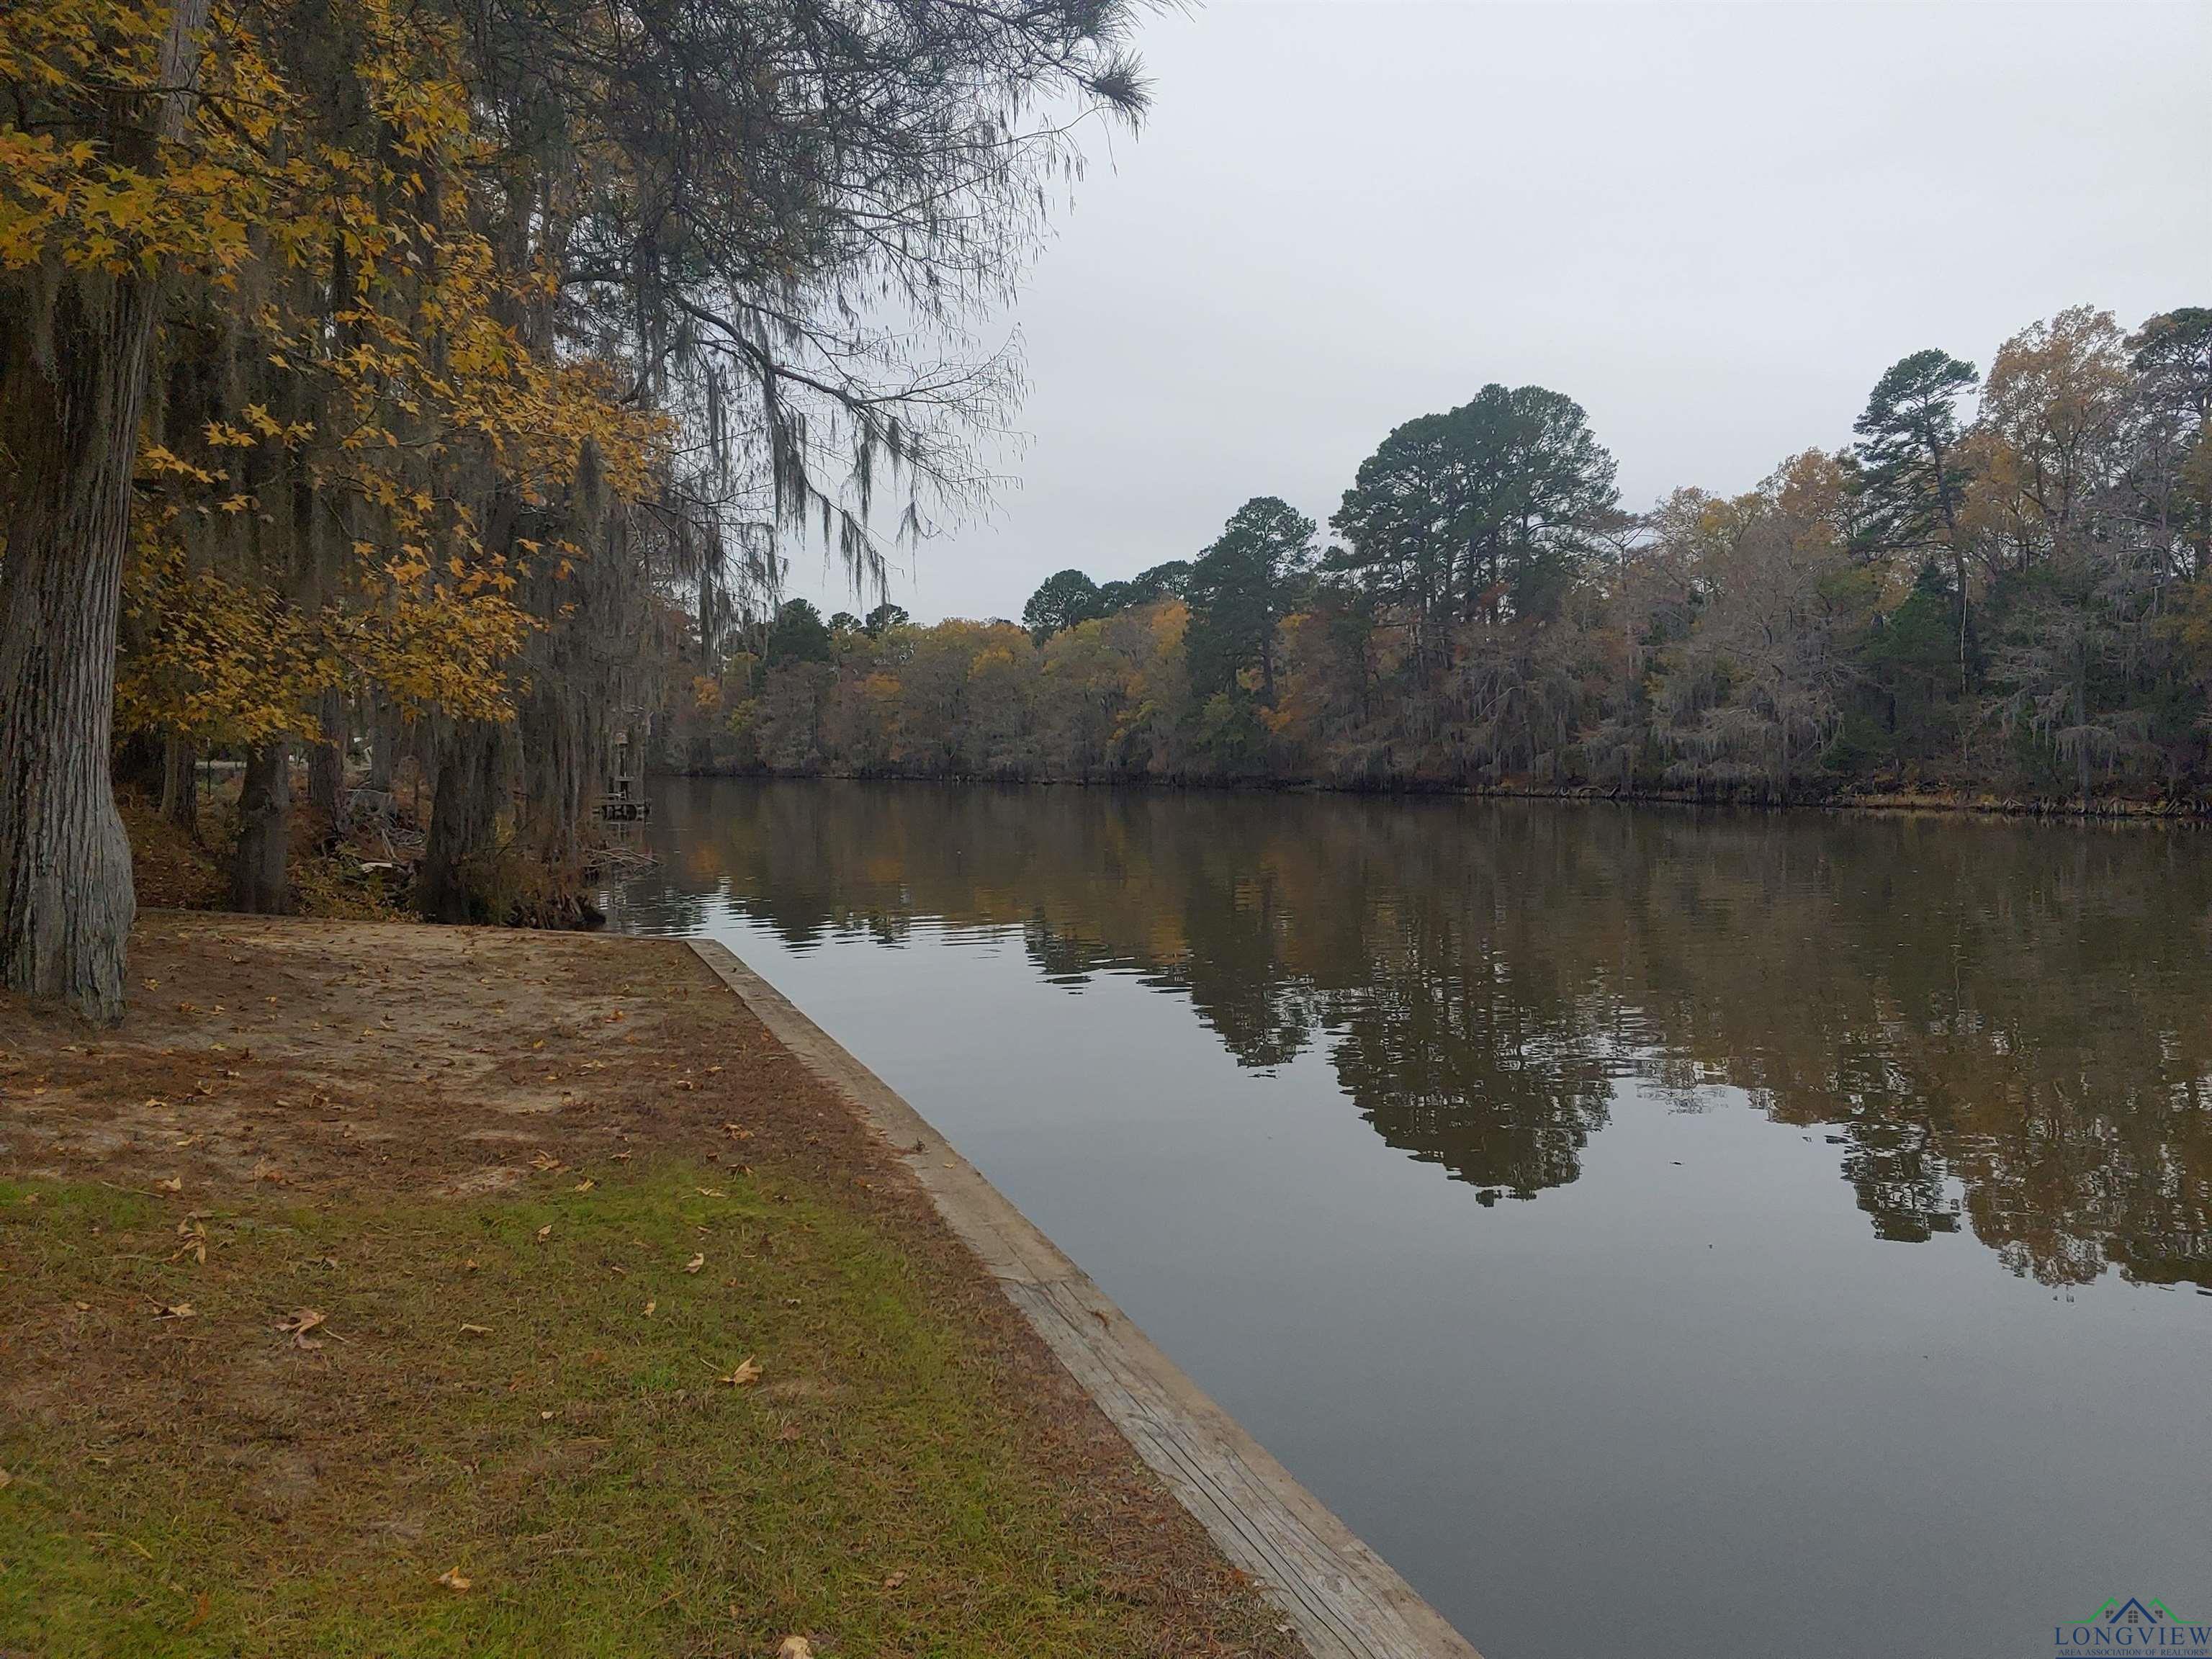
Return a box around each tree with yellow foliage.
[2,0,227,1020]
[3,0,1157,1016]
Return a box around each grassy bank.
[0,920,1292,1659]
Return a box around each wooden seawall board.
[688,939,1483,1659]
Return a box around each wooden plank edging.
[687,938,1483,1659]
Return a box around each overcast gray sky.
[789,0,2211,624]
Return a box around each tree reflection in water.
[611,781,2212,1289]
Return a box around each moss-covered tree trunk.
[419,720,511,923]
[515,686,603,926]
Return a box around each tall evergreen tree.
[1022,569,1105,640]
[765,599,834,666]
[1185,498,1317,702]
[1852,350,1980,693]
[1331,385,1619,639]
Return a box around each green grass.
[0,1166,1182,1658]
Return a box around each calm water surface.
[603,779,2212,1659]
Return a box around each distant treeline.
[664,304,2212,806]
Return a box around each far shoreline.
[655,767,2212,825]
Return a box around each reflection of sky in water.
[606,780,2212,1659]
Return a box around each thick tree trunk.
[309,686,346,844]
[113,732,165,796]
[365,698,397,794]
[230,741,292,913]
[0,0,210,1022]
[0,279,170,1020]
[0,396,142,1018]
[161,733,199,841]
[419,721,511,924]
[517,689,601,927]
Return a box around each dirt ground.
[0,915,1300,1658]
[0,917,765,1197]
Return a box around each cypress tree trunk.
[419,721,510,923]
[0,281,166,1021]
[365,698,397,794]
[0,359,143,1019]
[309,686,346,842]
[161,733,199,840]
[517,688,594,925]
[0,0,210,1022]
[113,732,165,797]
[230,741,292,913]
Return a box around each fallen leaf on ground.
[530,1151,563,1172]
[155,1303,195,1321]
[881,1570,907,1590]
[684,1253,704,1274]
[535,1223,553,1241]
[435,1567,472,1592]
[458,1323,491,1336]
[276,1309,325,1348]
[694,1187,726,1198]
[642,1300,656,1316]
[778,1639,812,1659]
[572,1179,595,1192]
[154,1177,183,1194]
[721,1356,763,1388]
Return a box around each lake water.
[603,778,2212,1659]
